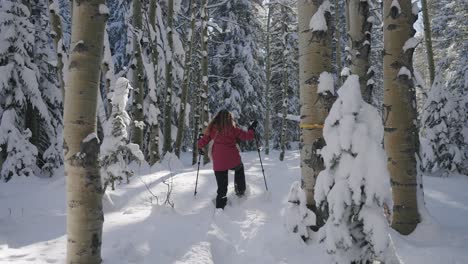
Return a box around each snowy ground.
[1,150,468,264]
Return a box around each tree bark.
[64,0,106,262]
[264,4,273,156]
[148,0,161,166]
[334,0,342,86]
[175,0,196,158]
[346,0,372,102]
[298,0,334,228]
[420,0,435,85]
[163,0,175,155]
[279,5,289,162]
[48,0,65,100]
[131,0,145,150]
[200,0,210,164]
[383,0,420,235]
[148,0,161,165]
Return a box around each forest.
[0,0,467,263]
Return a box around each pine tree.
[420,73,464,176]
[0,1,51,181]
[209,0,266,150]
[31,0,64,177]
[268,1,299,160]
[101,78,144,191]
[63,0,107,261]
[315,75,396,264]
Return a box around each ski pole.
[254,131,268,191]
[194,151,202,196]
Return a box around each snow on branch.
[100,78,144,191]
[309,0,331,32]
[317,71,335,95]
[403,37,420,52]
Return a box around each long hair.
[204,110,236,135]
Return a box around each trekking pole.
[194,152,202,196]
[254,131,268,191]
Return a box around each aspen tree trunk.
[383,0,420,235]
[131,0,145,150]
[200,0,210,164]
[163,0,175,155]
[298,0,334,228]
[192,73,202,165]
[346,0,372,102]
[420,0,435,85]
[175,0,196,158]
[264,4,273,156]
[148,0,160,165]
[100,31,113,118]
[279,6,289,162]
[49,0,65,99]
[64,0,106,262]
[334,0,342,86]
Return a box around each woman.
[197,110,258,209]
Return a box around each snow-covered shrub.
[420,73,465,176]
[284,181,316,241]
[100,78,144,191]
[315,75,394,263]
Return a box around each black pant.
[214,164,246,209]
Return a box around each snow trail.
[1,151,468,263]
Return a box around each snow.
[391,0,401,15]
[82,132,98,143]
[99,4,109,15]
[0,151,468,263]
[309,0,331,32]
[412,1,420,15]
[317,71,335,95]
[403,37,420,52]
[398,66,412,78]
[341,67,351,77]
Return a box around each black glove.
[198,148,205,155]
[248,120,258,131]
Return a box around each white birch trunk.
[163,0,175,155]
[64,0,106,262]
[383,0,420,235]
[175,0,196,158]
[298,0,334,228]
[131,0,145,150]
[346,0,372,102]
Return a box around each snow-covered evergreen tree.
[315,75,395,263]
[31,0,64,176]
[0,1,52,181]
[101,78,144,191]
[284,181,316,241]
[420,73,465,176]
[209,0,266,149]
[269,1,300,155]
[427,0,468,173]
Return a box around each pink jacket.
[198,126,255,171]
